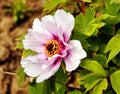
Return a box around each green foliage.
[68,90,85,94]
[110,0,120,4]
[105,0,120,16]
[74,8,98,36]
[29,80,52,94]
[22,49,36,58]
[15,35,25,49]
[55,66,67,93]
[79,73,103,91]
[83,0,92,3]
[15,42,23,49]
[93,54,107,68]
[4,0,31,22]
[74,8,110,37]
[91,78,108,94]
[79,59,108,93]
[110,70,120,94]
[17,67,26,85]
[104,0,120,24]
[105,34,120,63]
[43,0,67,13]
[80,59,107,76]
[113,53,120,67]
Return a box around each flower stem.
[50,77,67,87]
[77,0,86,15]
[50,77,82,91]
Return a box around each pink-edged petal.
[36,58,62,83]
[23,29,48,53]
[54,9,74,42]
[32,18,44,33]
[36,54,58,66]
[21,56,42,77]
[64,40,87,72]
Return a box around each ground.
[0,0,43,94]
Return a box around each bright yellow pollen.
[45,40,60,57]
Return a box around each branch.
[0,70,17,76]
[50,77,83,91]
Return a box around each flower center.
[45,40,60,57]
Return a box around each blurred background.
[0,0,43,94]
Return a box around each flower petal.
[32,18,44,33]
[23,29,48,53]
[41,15,60,39]
[36,58,62,83]
[54,9,74,42]
[64,40,87,72]
[41,15,54,23]
[21,56,42,77]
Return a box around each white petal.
[23,29,48,53]
[41,15,54,23]
[32,18,44,33]
[36,58,62,83]
[21,56,42,77]
[41,15,60,39]
[64,40,87,72]
[54,9,74,41]
[42,21,59,38]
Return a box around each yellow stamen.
[45,40,60,57]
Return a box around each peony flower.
[21,9,87,83]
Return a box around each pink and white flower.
[21,9,87,83]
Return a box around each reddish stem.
[81,1,85,15]
[114,25,116,33]
[76,0,86,15]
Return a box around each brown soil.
[0,0,43,94]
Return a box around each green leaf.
[74,8,103,36]
[55,66,67,92]
[15,35,25,40]
[55,86,66,94]
[83,0,92,2]
[15,42,23,49]
[22,49,36,58]
[95,14,111,27]
[29,82,43,94]
[104,34,120,62]
[93,54,107,68]
[104,0,120,24]
[29,80,52,94]
[95,14,111,22]
[80,59,107,76]
[68,90,84,94]
[110,70,120,94]
[79,69,91,77]
[85,8,95,22]
[15,35,25,49]
[110,0,120,4]
[108,67,117,75]
[87,37,100,51]
[105,0,120,16]
[112,53,120,67]
[43,0,67,12]
[91,78,108,94]
[79,73,103,91]
[17,67,26,85]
